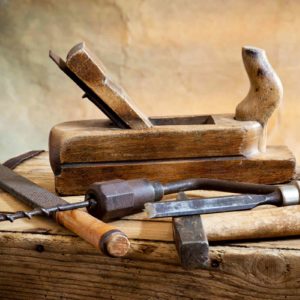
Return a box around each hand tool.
[49,43,295,196]
[85,178,280,221]
[145,181,300,219]
[0,164,130,257]
[4,175,299,225]
[0,177,278,222]
[172,192,209,269]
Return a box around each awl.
[145,181,300,218]
[0,164,130,257]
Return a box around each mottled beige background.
[0,0,299,162]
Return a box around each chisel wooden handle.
[56,210,130,257]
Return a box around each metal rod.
[0,199,97,222]
[162,178,277,195]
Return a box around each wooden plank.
[49,114,262,174]
[54,145,295,195]
[1,232,300,299]
[1,152,300,298]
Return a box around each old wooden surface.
[1,152,300,299]
[53,144,295,195]
[49,114,262,170]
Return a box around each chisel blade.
[145,194,274,218]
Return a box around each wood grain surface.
[66,42,152,130]
[1,152,300,299]
[49,114,262,173]
[55,209,130,257]
[235,46,283,152]
[54,145,295,195]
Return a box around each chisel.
[145,181,300,218]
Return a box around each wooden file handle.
[56,210,130,257]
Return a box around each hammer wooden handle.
[56,210,130,257]
[203,204,300,241]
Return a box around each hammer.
[172,192,209,269]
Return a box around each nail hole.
[211,259,220,268]
[35,244,45,253]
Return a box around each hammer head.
[172,193,209,269]
[173,215,209,269]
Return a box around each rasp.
[0,164,130,257]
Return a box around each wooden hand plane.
[49,43,295,195]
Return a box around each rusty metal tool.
[173,192,209,269]
[145,181,300,219]
[84,178,281,221]
[0,178,262,223]
[4,177,298,224]
[0,164,130,257]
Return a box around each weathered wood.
[49,114,262,173]
[54,145,295,195]
[235,46,283,152]
[1,233,300,299]
[1,153,300,298]
[66,42,152,130]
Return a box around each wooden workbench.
[1,152,300,299]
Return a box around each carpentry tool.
[0,164,130,257]
[85,178,280,221]
[48,42,295,196]
[172,192,209,269]
[145,181,300,218]
[0,177,281,222]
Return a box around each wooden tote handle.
[235,46,283,152]
[56,210,130,257]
